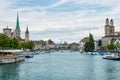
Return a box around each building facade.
[3,13,29,42]
[3,26,12,38]
[102,18,120,47]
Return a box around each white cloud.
[72,0,119,7]
[0,0,120,43]
[45,0,69,9]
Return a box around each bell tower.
[104,18,115,36]
[25,26,29,42]
[110,19,115,35]
[105,18,110,36]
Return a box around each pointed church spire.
[15,13,20,31]
[25,26,29,42]
[25,26,29,33]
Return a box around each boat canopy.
[0,50,24,53]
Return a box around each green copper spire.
[15,13,20,31]
[25,26,29,33]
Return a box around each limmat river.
[0,51,120,80]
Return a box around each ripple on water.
[1,51,120,80]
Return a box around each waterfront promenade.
[0,51,120,80]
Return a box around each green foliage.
[0,34,35,49]
[98,39,102,47]
[106,44,115,50]
[11,38,19,49]
[110,38,115,44]
[84,42,93,52]
[67,44,72,49]
[0,34,20,49]
[6,39,13,48]
[0,34,12,48]
[25,41,35,49]
[89,34,95,49]
[48,39,54,44]
[18,42,26,49]
[84,33,95,52]
[106,38,116,52]
[39,40,45,46]
[117,44,120,49]
[19,41,35,49]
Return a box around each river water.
[0,51,120,80]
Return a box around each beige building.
[3,27,12,38]
[79,37,89,51]
[102,18,120,47]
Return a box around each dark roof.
[3,26,12,30]
[80,37,89,42]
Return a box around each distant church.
[102,18,120,47]
[3,13,29,42]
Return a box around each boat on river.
[33,50,40,55]
[24,50,34,58]
[103,52,120,60]
[25,53,33,58]
[0,50,25,64]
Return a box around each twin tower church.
[102,18,120,46]
[3,13,29,42]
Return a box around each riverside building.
[102,18,120,47]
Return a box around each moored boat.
[103,52,120,60]
[33,50,40,55]
[0,50,25,64]
[24,50,34,58]
[25,53,33,58]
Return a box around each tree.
[89,34,95,50]
[84,42,92,52]
[48,39,54,44]
[67,44,72,49]
[7,39,13,48]
[84,33,95,52]
[98,39,102,47]
[18,41,35,49]
[0,34,10,49]
[110,38,115,44]
[18,42,26,49]
[25,41,35,49]
[106,44,115,52]
[11,38,19,49]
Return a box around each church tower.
[14,13,21,39]
[105,18,110,36]
[110,19,115,35]
[25,26,29,42]
[3,26,12,38]
[105,18,115,36]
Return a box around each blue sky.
[0,0,120,43]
